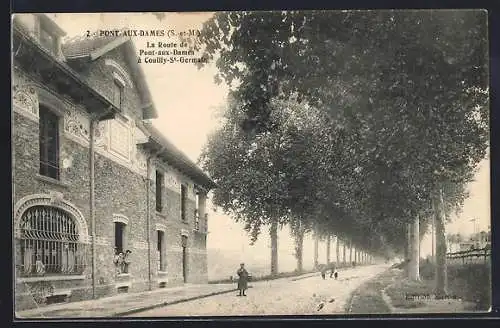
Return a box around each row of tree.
[193,10,489,295]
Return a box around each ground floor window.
[157,230,165,271]
[18,205,85,276]
[113,222,132,274]
[114,222,125,253]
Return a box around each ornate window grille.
[18,205,85,277]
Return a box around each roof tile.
[62,34,120,58]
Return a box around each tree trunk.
[296,234,304,273]
[270,221,278,276]
[406,223,412,277]
[326,235,331,265]
[349,239,353,265]
[313,232,319,269]
[293,223,305,273]
[336,236,340,266]
[342,239,346,265]
[434,190,448,297]
[409,215,420,280]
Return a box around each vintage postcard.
[11,11,490,318]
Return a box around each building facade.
[12,14,216,311]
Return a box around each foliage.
[420,259,491,310]
[200,97,332,243]
[197,10,489,253]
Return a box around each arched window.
[19,205,85,277]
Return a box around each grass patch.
[385,278,434,309]
[419,260,491,311]
[347,269,400,314]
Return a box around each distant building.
[12,14,216,311]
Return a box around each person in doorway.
[236,263,249,296]
[122,250,132,273]
[113,248,123,274]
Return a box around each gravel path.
[128,264,390,316]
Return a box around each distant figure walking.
[320,265,327,279]
[237,263,249,296]
[329,262,336,278]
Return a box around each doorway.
[181,235,188,283]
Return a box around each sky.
[46,12,490,267]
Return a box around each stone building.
[12,14,216,311]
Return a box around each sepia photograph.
[11,10,490,318]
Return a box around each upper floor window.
[194,193,200,230]
[39,105,60,180]
[181,184,187,222]
[113,80,123,110]
[156,171,163,212]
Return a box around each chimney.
[12,14,39,37]
[33,14,67,60]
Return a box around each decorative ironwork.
[14,194,90,243]
[18,205,86,277]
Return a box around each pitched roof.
[61,33,158,120]
[62,35,122,59]
[12,20,120,121]
[142,123,217,191]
